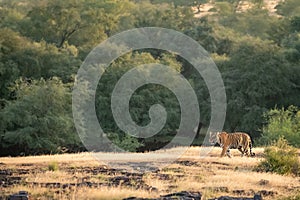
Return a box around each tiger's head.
[209,131,227,145]
[209,131,220,144]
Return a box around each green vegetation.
[257,137,300,176]
[48,161,59,171]
[0,78,83,155]
[281,194,300,200]
[260,106,300,147]
[0,0,299,155]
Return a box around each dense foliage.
[0,0,299,155]
[0,78,83,155]
[260,106,300,147]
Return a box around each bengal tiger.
[209,131,255,158]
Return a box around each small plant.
[48,161,59,171]
[129,179,138,187]
[257,137,300,176]
[96,174,107,182]
[193,174,203,182]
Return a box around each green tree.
[216,7,277,40]
[0,28,29,57]
[0,78,81,156]
[10,41,81,82]
[0,27,80,100]
[276,0,300,17]
[95,52,183,151]
[220,39,292,135]
[184,18,217,53]
[0,28,28,99]
[19,0,138,52]
[132,1,194,31]
[0,5,25,31]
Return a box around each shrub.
[259,106,300,147]
[107,133,143,152]
[48,161,59,171]
[257,137,300,176]
[281,193,300,200]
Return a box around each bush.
[48,161,59,171]
[107,133,143,152]
[281,193,300,200]
[0,78,82,156]
[259,106,300,147]
[257,137,300,176]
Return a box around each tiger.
[209,131,255,158]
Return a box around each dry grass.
[4,185,156,200]
[0,152,97,165]
[1,147,300,200]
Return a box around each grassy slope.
[1,147,300,200]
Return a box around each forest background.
[0,0,299,156]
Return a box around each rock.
[157,173,172,180]
[0,170,12,176]
[0,176,22,187]
[8,191,29,200]
[257,190,276,197]
[202,186,229,193]
[62,183,77,189]
[253,194,262,200]
[20,163,34,167]
[124,191,265,200]
[18,169,30,175]
[232,189,246,196]
[161,191,202,199]
[258,179,269,185]
[123,191,201,200]
[109,176,131,186]
[45,182,61,188]
[212,196,253,200]
[176,160,198,166]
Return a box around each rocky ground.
[0,147,299,199]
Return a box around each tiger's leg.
[244,148,250,156]
[238,146,244,157]
[246,141,254,157]
[242,144,250,156]
[226,149,232,158]
[221,146,230,157]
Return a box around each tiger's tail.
[249,139,255,157]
